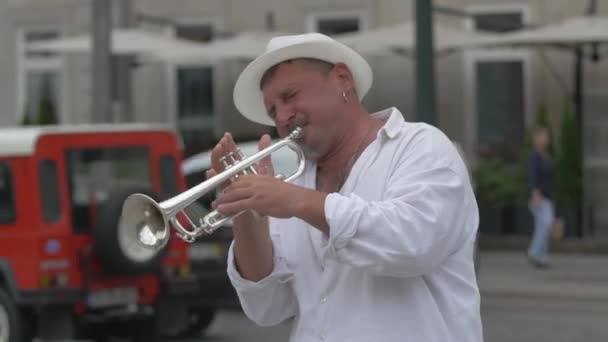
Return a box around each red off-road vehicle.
[0,124,208,341]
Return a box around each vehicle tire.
[133,315,160,342]
[37,308,75,340]
[183,308,216,337]
[0,287,21,342]
[93,186,168,274]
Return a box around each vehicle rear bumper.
[162,275,200,296]
[16,288,82,306]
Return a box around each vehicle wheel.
[93,186,169,274]
[184,308,216,337]
[37,308,75,339]
[0,288,21,342]
[133,316,160,342]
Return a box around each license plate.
[188,243,223,261]
[87,287,138,308]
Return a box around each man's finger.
[258,134,274,175]
[218,183,254,203]
[217,199,254,217]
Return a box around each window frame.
[305,9,371,35]
[461,3,533,164]
[164,18,219,131]
[163,18,220,153]
[16,28,65,125]
[0,161,17,225]
[38,159,63,224]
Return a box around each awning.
[334,22,498,56]
[144,31,294,64]
[473,15,608,48]
[25,28,205,56]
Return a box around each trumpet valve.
[177,232,196,243]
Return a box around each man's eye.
[286,91,297,100]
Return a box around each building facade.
[0,0,607,236]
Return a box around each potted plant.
[473,157,523,235]
[555,105,583,237]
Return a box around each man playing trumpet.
[210,33,483,342]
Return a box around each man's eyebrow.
[279,85,298,97]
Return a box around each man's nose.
[274,107,295,128]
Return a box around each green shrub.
[473,158,524,206]
[555,105,582,208]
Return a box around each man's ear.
[333,62,355,93]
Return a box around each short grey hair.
[259,58,335,90]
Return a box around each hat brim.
[233,40,373,126]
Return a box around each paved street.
[170,251,608,342]
[479,251,608,342]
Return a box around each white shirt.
[227,107,483,342]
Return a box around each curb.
[479,236,608,254]
[480,287,608,302]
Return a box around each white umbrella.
[473,15,608,48]
[25,28,205,57]
[334,22,498,56]
[145,31,294,64]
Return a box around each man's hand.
[214,174,306,219]
[215,174,330,235]
[531,189,543,208]
[207,132,274,190]
[209,132,330,234]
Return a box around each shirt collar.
[371,107,405,140]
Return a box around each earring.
[342,91,348,103]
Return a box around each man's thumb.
[259,134,272,150]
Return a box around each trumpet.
[120,127,306,250]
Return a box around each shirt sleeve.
[226,224,298,327]
[527,153,540,193]
[321,128,478,278]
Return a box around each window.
[174,23,215,154]
[464,7,529,159]
[317,17,360,35]
[20,29,62,125]
[474,12,523,32]
[38,160,62,223]
[65,147,151,232]
[307,11,367,36]
[0,162,16,224]
[159,155,179,200]
[476,61,525,157]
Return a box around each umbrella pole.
[415,0,437,125]
[115,0,135,122]
[91,0,112,123]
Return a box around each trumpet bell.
[121,193,169,250]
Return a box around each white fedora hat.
[233,32,373,126]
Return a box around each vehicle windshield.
[65,147,151,232]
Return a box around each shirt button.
[320,335,327,341]
[320,297,327,304]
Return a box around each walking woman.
[527,126,555,268]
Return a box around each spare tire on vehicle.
[93,186,168,274]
